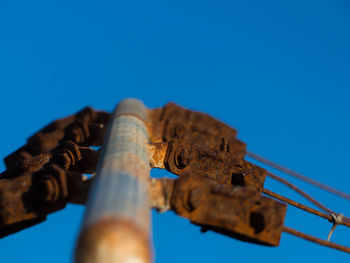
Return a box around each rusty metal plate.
[148,103,238,143]
[171,173,287,246]
[164,137,266,193]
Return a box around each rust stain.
[103,154,150,182]
[75,217,152,263]
[171,173,287,246]
[149,178,175,212]
[0,101,288,253]
[163,137,266,193]
[0,107,110,237]
[147,142,168,169]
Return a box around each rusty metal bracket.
[0,107,109,237]
[0,164,68,238]
[0,101,288,250]
[170,173,286,246]
[148,103,246,159]
[149,137,266,193]
[148,103,238,142]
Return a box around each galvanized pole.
[75,98,152,263]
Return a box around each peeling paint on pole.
[75,98,152,263]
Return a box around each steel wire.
[247,150,350,201]
[262,188,350,228]
[283,226,350,253]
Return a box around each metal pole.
[75,98,152,263]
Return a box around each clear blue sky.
[0,0,349,262]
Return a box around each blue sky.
[0,0,349,262]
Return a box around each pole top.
[114,98,148,121]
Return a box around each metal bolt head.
[176,148,192,169]
[38,176,60,203]
[55,152,71,169]
[187,188,201,212]
[172,124,185,137]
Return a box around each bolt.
[220,137,230,152]
[71,128,85,144]
[187,188,201,212]
[172,124,185,137]
[67,121,90,145]
[231,173,246,187]
[55,152,71,169]
[176,148,192,169]
[38,176,60,203]
[53,141,82,169]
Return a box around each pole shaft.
[75,98,152,263]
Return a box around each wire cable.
[246,151,350,252]
[262,188,350,228]
[267,172,332,213]
[246,150,350,201]
[266,172,350,225]
[283,226,350,254]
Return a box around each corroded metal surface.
[171,173,286,246]
[148,103,238,143]
[148,142,168,169]
[164,137,266,192]
[149,178,175,212]
[148,103,246,159]
[4,107,108,171]
[0,107,109,237]
[0,100,289,256]
[75,218,151,263]
[150,138,266,193]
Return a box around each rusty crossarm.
[0,99,348,259]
